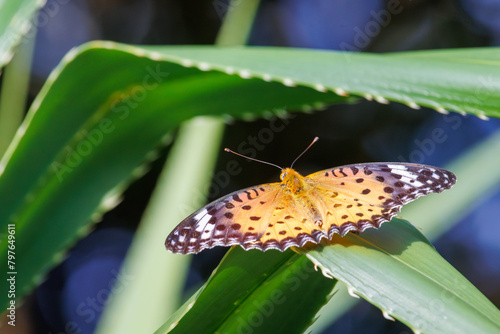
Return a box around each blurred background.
[5,0,500,333]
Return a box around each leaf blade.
[305,219,500,333]
[156,247,337,334]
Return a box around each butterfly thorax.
[280,168,324,227]
[280,168,307,194]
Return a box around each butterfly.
[165,138,456,254]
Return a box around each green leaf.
[312,128,500,333]
[0,0,42,66]
[156,247,337,334]
[156,218,500,334]
[304,218,500,333]
[142,46,500,118]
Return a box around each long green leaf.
[155,218,499,334]
[304,218,500,333]
[142,46,500,118]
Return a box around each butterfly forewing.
[165,184,281,254]
[306,162,456,237]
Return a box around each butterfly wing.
[165,183,282,254]
[305,162,456,237]
[241,191,329,252]
[166,162,456,254]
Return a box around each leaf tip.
[149,51,163,61]
[282,78,297,87]
[382,310,395,321]
[101,192,123,211]
[181,59,194,67]
[198,62,212,71]
[334,88,348,97]
[406,101,420,110]
[347,285,361,299]
[435,107,449,114]
[314,84,327,92]
[262,74,272,82]
[238,70,252,79]
[477,113,490,121]
[375,95,389,104]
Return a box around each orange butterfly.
[165,138,456,254]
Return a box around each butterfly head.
[280,168,305,193]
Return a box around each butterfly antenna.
[224,148,283,170]
[290,137,319,169]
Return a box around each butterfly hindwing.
[242,192,328,251]
[306,162,456,237]
[165,184,281,254]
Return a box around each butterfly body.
[280,168,325,228]
[166,163,456,254]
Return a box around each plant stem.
[215,0,261,46]
[0,31,35,158]
[95,118,225,334]
[96,1,261,333]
